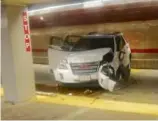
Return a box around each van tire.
[116,65,124,82]
[116,64,130,85]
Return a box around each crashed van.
[48,33,131,91]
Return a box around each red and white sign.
[22,11,31,52]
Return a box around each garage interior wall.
[30,20,158,69]
[29,1,158,69]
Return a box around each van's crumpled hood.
[48,48,112,69]
[67,48,112,63]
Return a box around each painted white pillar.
[1,5,35,103]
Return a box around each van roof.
[82,32,123,38]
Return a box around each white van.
[48,33,131,91]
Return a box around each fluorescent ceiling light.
[28,0,108,16]
[40,16,44,20]
[28,0,155,16]
[28,2,83,16]
[83,0,104,8]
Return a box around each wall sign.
[22,11,31,52]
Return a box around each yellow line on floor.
[1,68,156,117]
[2,88,158,116]
[131,69,140,73]
[36,94,158,116]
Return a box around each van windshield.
[71,37,114,52]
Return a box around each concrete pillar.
[1,5,35,103]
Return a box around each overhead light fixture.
[28,0,110,16]
[28,3,83,16]
[40,16,44,20]
[102,0,111,1]
[83,0,104,8]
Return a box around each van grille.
[70,62,99,75]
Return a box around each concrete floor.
[1,100,158,120]
[1,64,158,120]
[34,64,158,104]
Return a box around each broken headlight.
[101,65,114,78]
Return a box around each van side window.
[49,36,63,46]
[115,36,125,51]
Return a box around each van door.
[115,35,127,66]
[120,36,131,67]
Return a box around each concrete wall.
[31,20,158,69]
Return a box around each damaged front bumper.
[98,63,117,92]
[51,68,98,84]
[50,63,117,92]
[98,71,117,92]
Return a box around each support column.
[1,5,35,103]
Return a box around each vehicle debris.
[84,89,93,95]
[36,91,56,96]
[68,93,72,96]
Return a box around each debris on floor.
[84,89,93,95]
[36,91,56,96]
[68,93,72,96]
